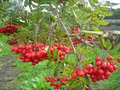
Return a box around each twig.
[50,4,94,90]
[34,17,45,52]
[93,47,99,56]
[34,7,51,51]
[50,4,78,63]
[68,34,94,47]
[85,75,94,90]
[97,42,108,58]
[79,30,120,35]
[80,46,87,60]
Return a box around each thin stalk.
[50,4,78,63]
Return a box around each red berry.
[77,69,85,77]
[96,61,102,67]
[72,73,77,79]
[108,65,114,72]
[107,56,112,61]
[95,56,101,61]
[57,83,61,87]
[110,61,115,65]
[93,67,98,74]
[101,61,107,68]
[90,74,96,79]
[69,47,73,51]
[92,78,97,82]
[83,69,89,74]
[101,75,105,80]
[104,70,110,77]
[89,68,93,75]
[117,58,120,63]
[113,65,117,70]
[85,64,93,70]
[98,69,104,75]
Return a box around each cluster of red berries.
[72,35,94,46]
[7,39,18,45]
[70,26,82,46]
[0,24,19,36]
[72,36,83,46]
[48,43,69,61]
[70,25,79,34]
[69,25,94,46]
[86,36,94,42]
[11,43,47,65]
[45,77,71,89]
[72,56,118,82]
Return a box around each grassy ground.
[0,36,12,56]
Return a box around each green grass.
[0,35,12,56]
[16,59,53,84]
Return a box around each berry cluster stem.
[50,4,78,63]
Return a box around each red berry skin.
[54,86,58,89]
[110,61,115,65]
[104,70,110,77]
[93,67,98,74]
[96,61,102,67]
[101,75,105,80]
[83,69,89,75]
[59,56,63,60]
[92,78,97,82]
[53,78,57,82]
[98,69,104,75]
[117,58,120,63]
[72,73,77,79]
[113,65,117,70]
[90,74,96,79]
[107,63,111,69]
[108,65,114,72]
[74,69,78,73]
[89,68,93,75]
[97,76,101,81]
[77,69,85,77]
[107,56,112,61]
[26,58,30,62]
[46,78,50,82]
[69,47,73,51]
[86,64,93,70]
[54,43,59,47]
[95,56,101,61]
[50,83,54,86]
[101,61,107,68]
[57,83,61,87]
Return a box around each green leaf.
[72,10,78,19]
[80,77,87,84]
[91,25,100,31]
[108,43,120,55]
[53,48,58,59]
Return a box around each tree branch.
[85,75,94,90]
[50,4,94,90]
[34,17,45,51]
[50,4,78,63]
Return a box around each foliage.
[0,0,120,90]
[20,77,53,90]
